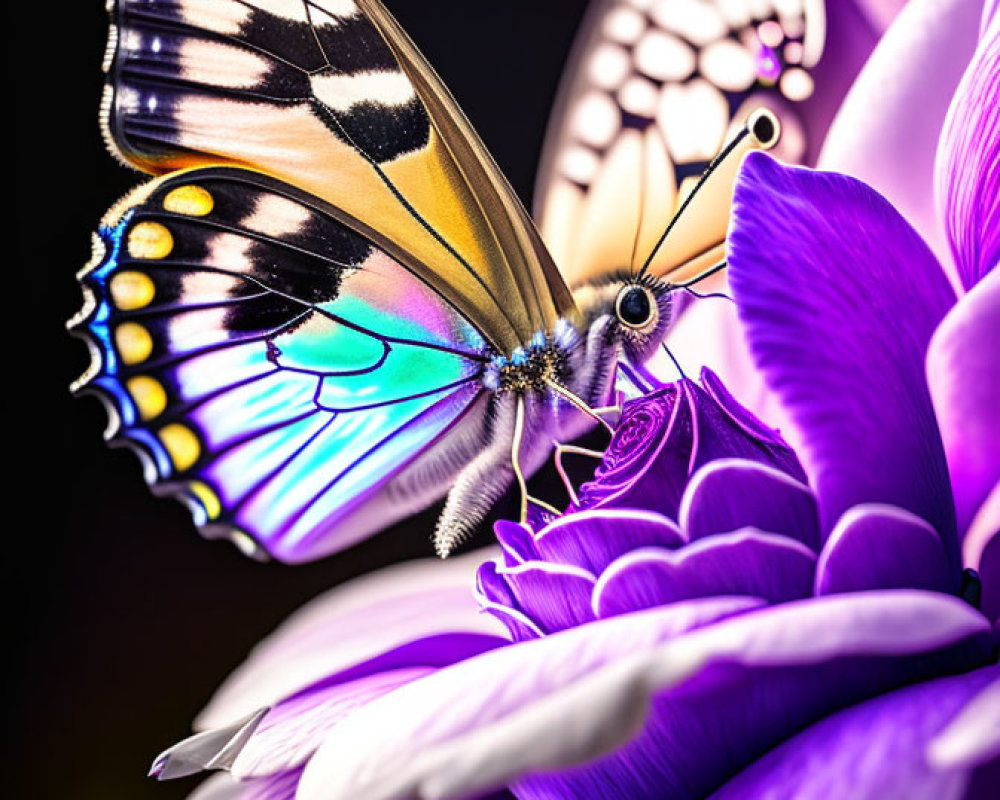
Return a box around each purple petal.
[592,531,817,618]
[196,550,503,729]
[533,509,684,573]
[679,458,820,550]
[815,504,957,595]
[712,666,1000,800]
[729,154,958,562]
[691,374,806,481]
[927,269,1000,536]
[475,560,543,643]
[936,12,1000,291]
[516,594,994,800]
[819,0,986,280]
[927,671,1000,772]
[496,561,597,633]
[298,590,992,800]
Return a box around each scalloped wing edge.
[67,181,268,559]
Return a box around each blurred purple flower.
[147,4,1000,800]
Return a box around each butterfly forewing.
[71,167,491,562]
[102,0,576,354]
[535,0,825,287]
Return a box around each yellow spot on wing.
[163,185,214,217]
[188,480,221,520]
[110,271,156,310]
[126,375,167,421]
[115,322,153,365]
[159,423,201,472]
[128,221,174,260]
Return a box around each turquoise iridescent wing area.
[71,167,489,562]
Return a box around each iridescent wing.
[535,0,825,286]
[71,167,492,562]
[102,0,577,354]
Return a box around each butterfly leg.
[545,379,616,435]
[511,395,561,523]
[552,442,605,506]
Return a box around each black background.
[12,3,588,797]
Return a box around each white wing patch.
[536,0,826,285]
[309,71,418,113]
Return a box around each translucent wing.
[102,0,576,353]
[71,167,493,562]
[535,0,825,286]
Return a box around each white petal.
[196,549,501,729]
[818,0,986,285]
[298,592,988,800]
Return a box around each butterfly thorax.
[483,319,581,394]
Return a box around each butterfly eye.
[615,285,658,332]
[747,108,781,149]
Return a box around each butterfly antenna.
[672,258,735,303]
[637,109,780,280]
[629,141,650,275]
[683,286,735,304]
[662,343,687,380]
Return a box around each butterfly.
[70,0,821,563]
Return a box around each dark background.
[12,3,588,797]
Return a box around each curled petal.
[819,0,986,278]
[936,11,1000,290]
[592,532,816,618]
[534,509,684,573]
[714,666,1000,800]
[494,520,541,566]
[196,550,503,730]
[496,561,597,633]
[297,592,993,800]
[927,268,1000,537]
[729,154,958,559]
[816,504,956,595]
[679,458,820,550]
[475,561,542,643]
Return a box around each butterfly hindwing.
[71,167,490,562]
[102,0,577,354]
[535,0,825,286]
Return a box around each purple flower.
[568,373,805,515]
[146,5,1000,800]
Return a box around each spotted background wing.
[535,0,825,286]
[70,167,490,563]
[102,0,576,354]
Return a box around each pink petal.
[927,236,1000,540]
[819,0,987,284]
[935,9,1000,290]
